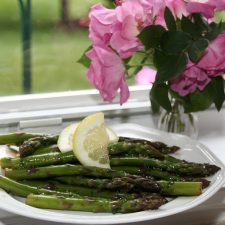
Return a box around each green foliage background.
[0,0,108,96]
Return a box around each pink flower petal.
[170,63,210,96]
[186,2,216,18]
[85,46,129,104]
[135,67,156,85]
[197,34,225,76]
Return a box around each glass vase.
[157,100,199,139]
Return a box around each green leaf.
[77,46,92,68]
[149,91,160,114]
[208,77,225,111]
[170,81,223,113]
[164,7,177,31]
[222,22,225,30]
[127,52,144,65]
[154,51,188,83]
[105,0,115,8]
[181,16,201,38]
[127,52,150,77]
[138,25,166,50]
[205,22,223,41]
[150,84,172,112]
[188,38,209,62]
[161,31,191,54]
[192,13,209,34]
[184,89,213,112]
[124,56,132,64]
[174,84,213,113]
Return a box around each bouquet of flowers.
[79,0,225,114]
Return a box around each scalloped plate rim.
[0,123,224,224]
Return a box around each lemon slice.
[58,123,118,153]
[72,112,110,168]
[57,123,79,153]
[106,126,119,144]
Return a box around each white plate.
[0,123,225,224]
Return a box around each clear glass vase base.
[157,107,199,139]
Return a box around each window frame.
[0,86,151,127]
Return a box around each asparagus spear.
[1,175,167,213]
[0,133,44,145]
[0,174,162,202]
[2,151,219,177]
[55,175,161,192]
[0,175,80,198]
[119,137,180,154]
[0,171,202,199]
[29,142,178,160]
[3,163,207,195]
[0,132,177,154]
[110,157,220,177]
[4,164,129,180]
[112,166,187,181]
[108,142,165,159]
[0,149,202,172]
[33,145,60,155]
[112,166,211,188]
[54,176,202,196]
[19,135,58,157]
[1,151,77,169]
[5,156,219,180]
[26,193,167,213]
[2,158,204,195]
[0,150,166,170]
[159,181,202,196]
[21,180,160,199]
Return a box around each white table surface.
[0,108,225,225]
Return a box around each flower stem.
[127,63,154,68]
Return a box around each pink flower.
[197,34,225,76]
[170,63,210,96]
[125,0,187,18]
[89,4,116,45]
[128,0,165,17]
[86,45,129,105]
[135,67,156,85]
[186,0,225,18]
[88,1,151,59]
[153,0,188,27]
[110,0,151,58]
[214,0,225,10]
[170,34,225,96]
[165,0,188,18]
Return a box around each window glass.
[2,2,223,97]
[0,0,109,96]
